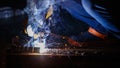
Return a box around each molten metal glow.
[33,40,46,53]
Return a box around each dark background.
[0,0,26,9]
[0,0,27,68]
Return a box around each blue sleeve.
[59,0,92,21]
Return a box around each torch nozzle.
[45,5,53,19]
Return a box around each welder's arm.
[59,0,92,21]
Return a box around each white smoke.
[24,0,53,52]
[24,0,66,53]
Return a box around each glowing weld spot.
[33,39,47,53]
